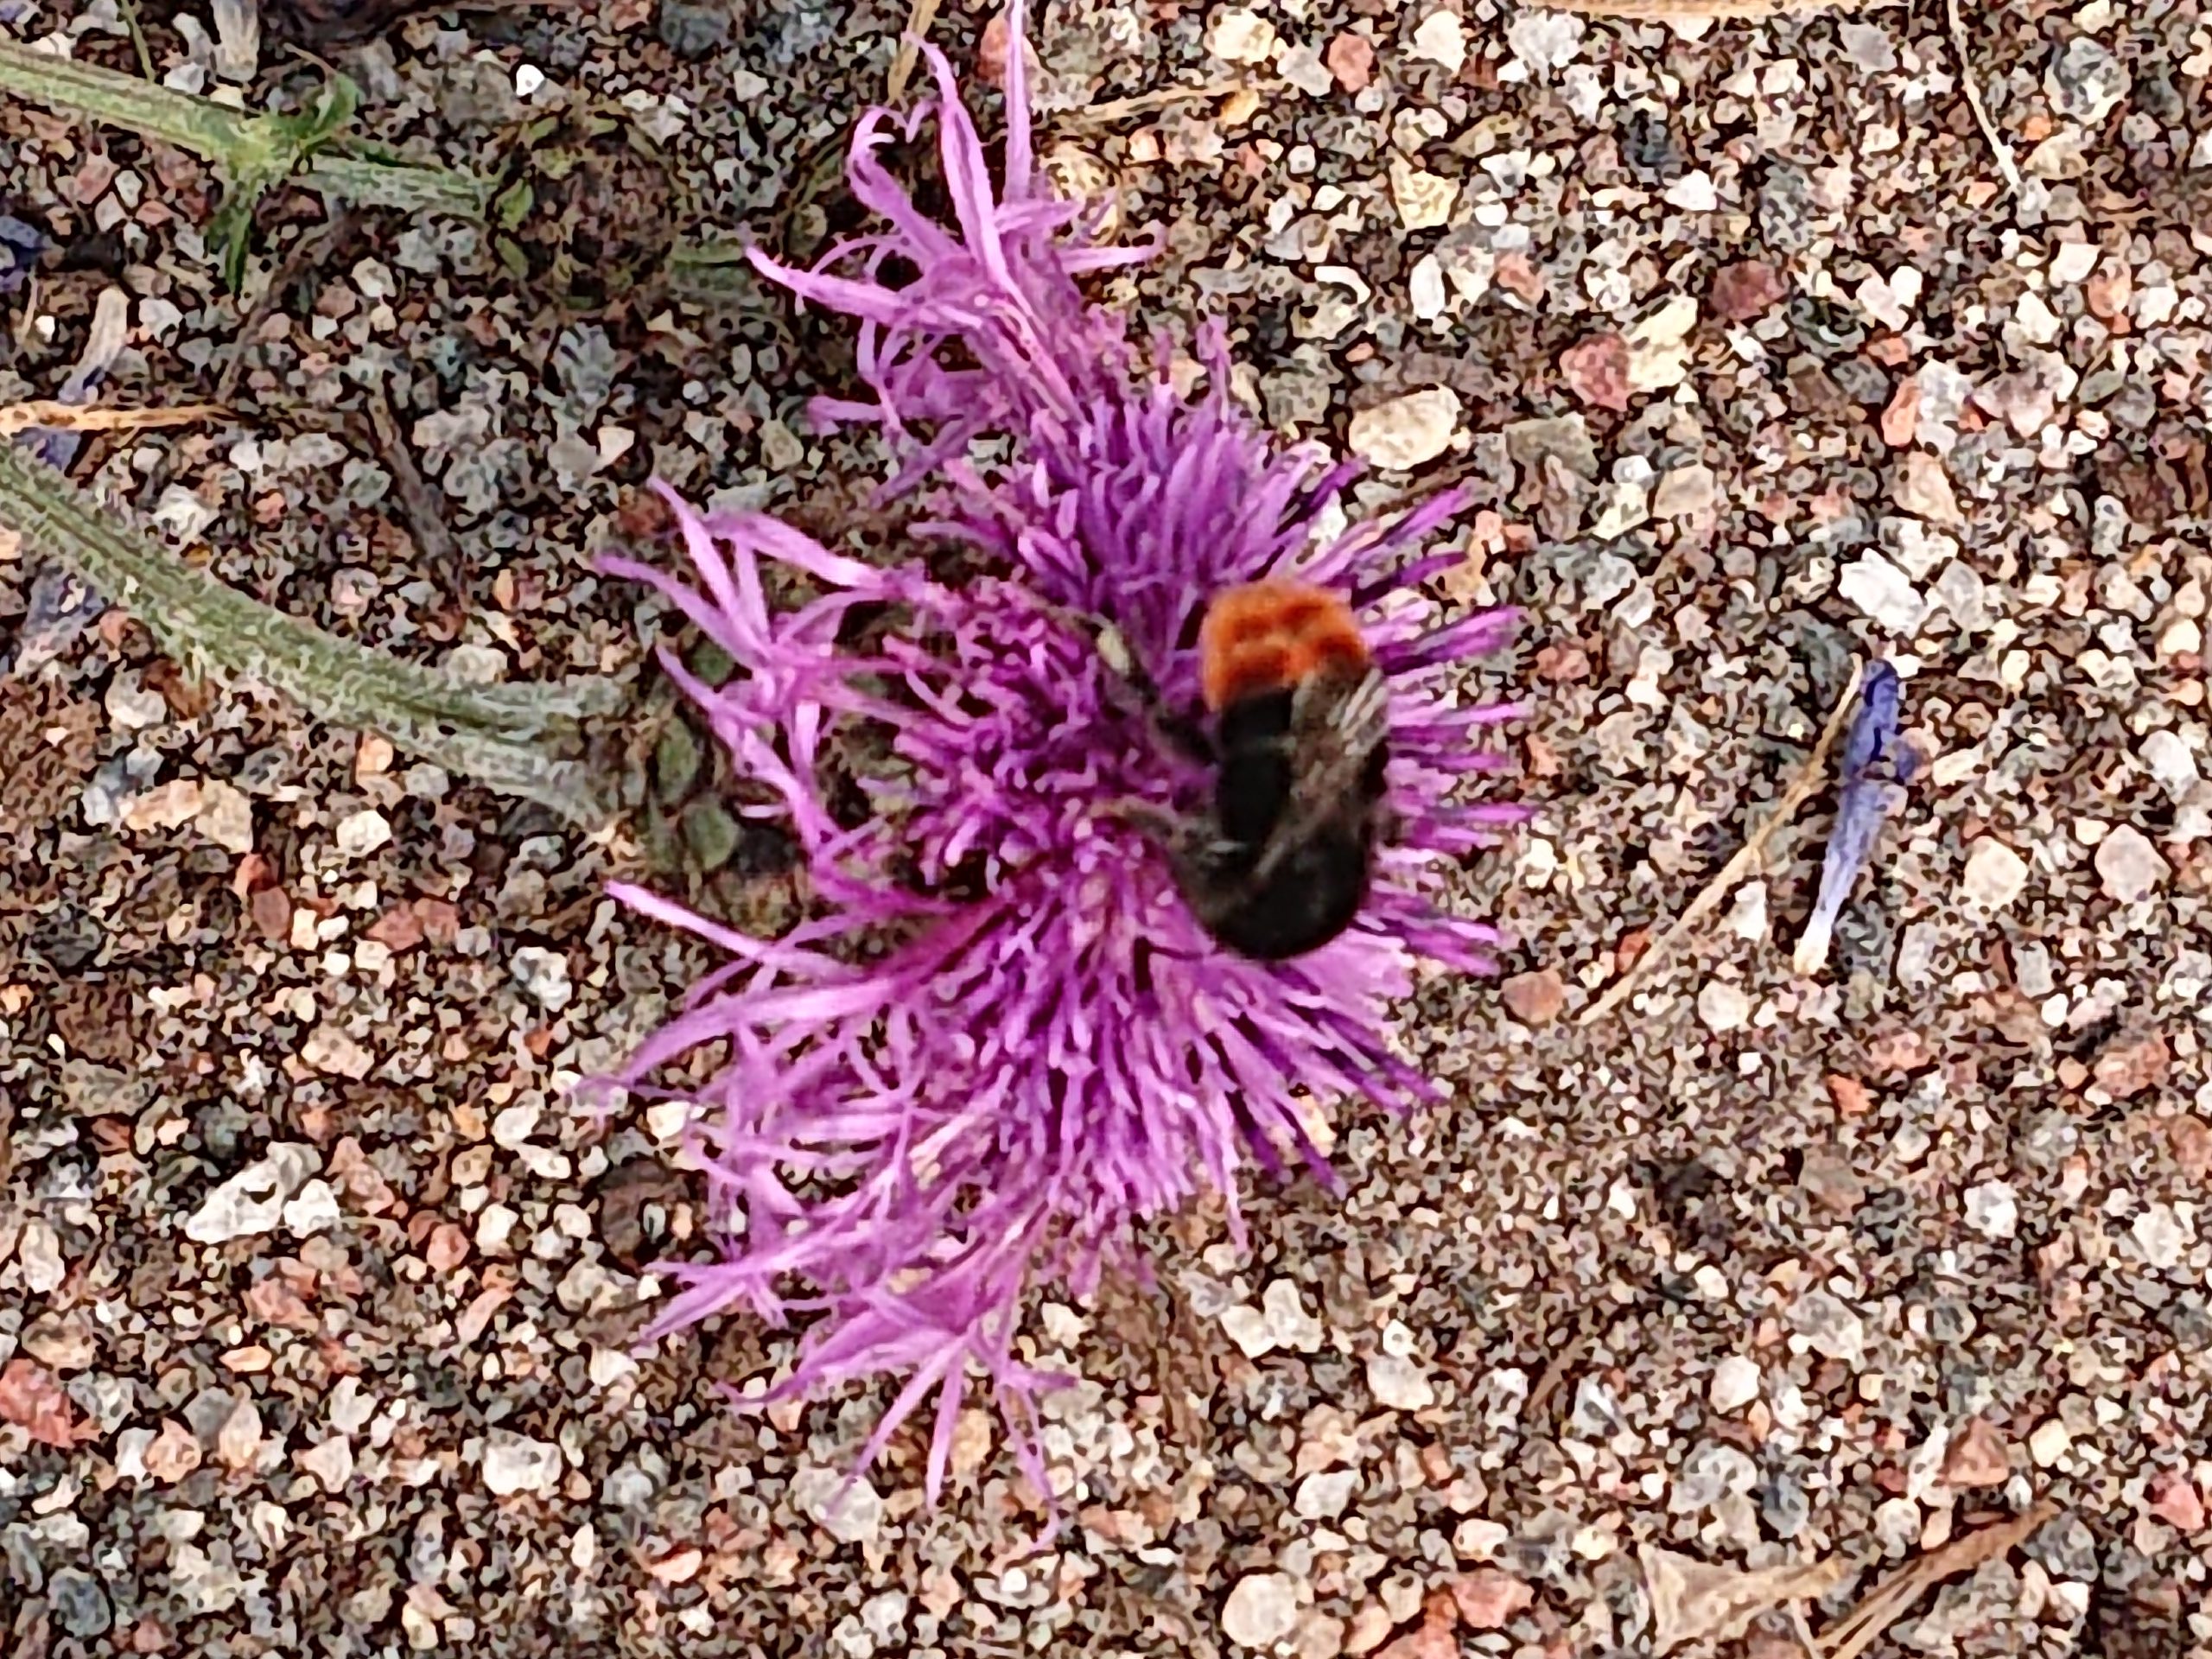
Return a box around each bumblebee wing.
[1325,664,1390,753]
[1228,666,1389,889]
[1282,664,1389,806]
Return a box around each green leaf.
[0,42,492,222]
[493,178,535,231]
[494,234,531,283]
[269,74,360,155]
[205,187,264,292]
[0,442,620,826]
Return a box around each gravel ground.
[3,0,2210,1654]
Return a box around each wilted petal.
[1794,663,1910,976]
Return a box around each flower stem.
[0,40,490,219]
[0,442,622,827]
[305,147,491,219]
[0,40,738,283]
[0,41,255,158]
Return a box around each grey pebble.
[658,0,734,59]
[49,1569,111,1638]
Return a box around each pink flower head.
[601,8,1525,1505]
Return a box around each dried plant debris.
[1641,1544,1850,1655]
[1946,0,2022,197]
[0,399,226,437]
[1817,1504,2056,1659]
[1582,661,1863,1022]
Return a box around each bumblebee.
[1106,580,1391,961]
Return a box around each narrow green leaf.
[0,42,491,220]
[493,178,534,231]
[0,442,621,825]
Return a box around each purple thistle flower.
[1794,662,1911,976]
[601,11,1524,1504]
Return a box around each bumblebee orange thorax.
[1197,580,1371,713]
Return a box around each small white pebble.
[1261,1279,1324,1351]
[2050,241,2099,283]
[492,1103,543,1149]
[1295,1469,1360,1521]
[1963,1180,2018,1239]
[1366,1352,1435,1411]
[1454,1516,1510,1559]
[1709,1356,1761,1414]
[281,1179,342,1237]
[296,1435,354,1494]
[1407,10,1465,71]
[511,947,574,1011]
[1220,1572,1301,1649]
[1347,388,1461,470]
[183,1144,320,1244]
[2094,825,2170,902]
[2139,730,2199,800]
[2129,1204,2188,1270]
[790,1465,885,1544]
[334,809,392,858]
[105,677,168,731]
[1219,1305,1275,1359]
[1205,6,1277,64]
[1697,981,1751,1033]
[480,1431,563,1497]
[1961,839,2029,908]
[1725,880,1768,941]
[476,1205,520,1254]
[1664,169,1718,211]
[1839,551,1929,635]
[2028,1419,2072,1468]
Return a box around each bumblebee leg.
[1147,708,1216,766]
[1095,798,1185,842]
[1099,799,1257,934]
[1096,799,1249,869]
[1032,598,1217,766]
[1090,635,1215,766]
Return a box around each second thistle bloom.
[603,18,1525,1498]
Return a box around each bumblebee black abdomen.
[1200,824,1376,960]
[1214,689,1296,844]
